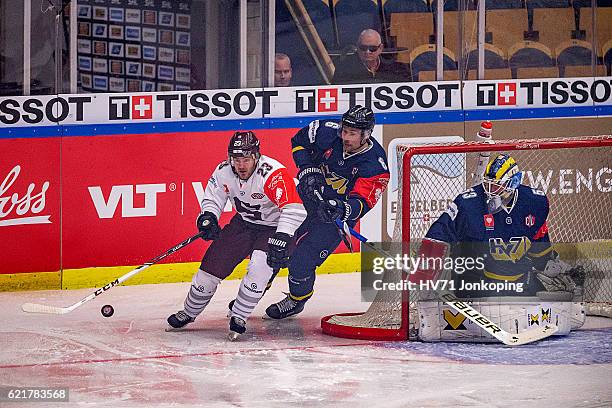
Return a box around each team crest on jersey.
[506,217,512,225]
[251,192,265,199]
[525,214,535,227]
[484,214,494,230]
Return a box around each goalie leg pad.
[230,250,274,322]
[571,301,586,330]
[417,300,575,343]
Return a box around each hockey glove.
[536,272,577,293]
[297,166,326,203]
[196,211,221,241]
[317,198,350,223]
[267,232,292,269]
[535,256,576,292]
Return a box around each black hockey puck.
[101,304,114,317]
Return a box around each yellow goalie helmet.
[483,154,523,200]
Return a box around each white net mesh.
[324,136,612,339]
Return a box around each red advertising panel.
[60,128,300,269]
[0,138,61,274]
[2,126,355,275]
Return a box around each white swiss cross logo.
[131,95,153,119]
[497,83,516,106]
[317,88,338,112]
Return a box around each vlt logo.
[88,184,166,218]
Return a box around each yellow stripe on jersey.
[528,246,554,258]
[484,270,524,281]
[292,146,305,153]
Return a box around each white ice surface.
[1,272,611,408]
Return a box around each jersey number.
[461,188,477,199]
[257,163,273,177]
[233,197,262,221]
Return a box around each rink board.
[0,128,359,289]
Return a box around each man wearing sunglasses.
[332,29,411,85]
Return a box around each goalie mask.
[341,105,375,141]
[228,131,260,179]
[483,154,523,212]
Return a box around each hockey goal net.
[322,135,612,341]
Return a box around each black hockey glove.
[267,232,292,269]
[196,211,221,241]
[297,166,326,203]
[317,198,351,224]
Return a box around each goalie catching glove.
[297,166,326,203]
[267,232,292,269]
[535,257,580,299]
[196,211,221,241]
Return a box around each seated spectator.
[332,29,411,84]
[274,53,293,87]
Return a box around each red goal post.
[321,135,612,341]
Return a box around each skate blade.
[165,326,188,332]
[228,331,241,341]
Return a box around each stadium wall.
[1,78,611,291]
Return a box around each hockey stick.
[22,232,204,315]
[338,222,558,346]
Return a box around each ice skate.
[228,316,246,341]
[265,294,306,319]
[166,310,195,331]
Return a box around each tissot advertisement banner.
[2,78,610,128]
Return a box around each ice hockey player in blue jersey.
[417,154,579,299]
[265,105,390,319]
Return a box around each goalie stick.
[334,220,559,346]
[22,232,204,315]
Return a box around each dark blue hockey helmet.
[341,105,375,140]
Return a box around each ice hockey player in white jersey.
[167,131,307,340]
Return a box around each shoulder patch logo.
[484,214,494,230]
[308,120,320,143]
[378,157,388,171]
